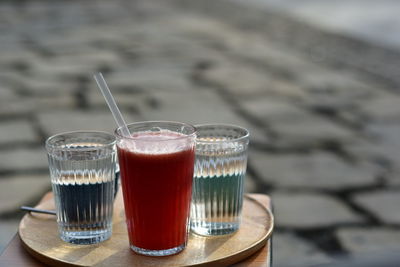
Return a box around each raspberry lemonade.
[116,122,196,256]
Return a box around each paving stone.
[0,174,50,212]
[143,36,225,67]
[178,90,238,123]
[54,50,122,70]
[175,13,325,102]
[220,30,341,95]
[87,90,149,112]
[98,66,193,93]
[346,140,390,161]
[137,90,269,145]
[272,115,355,147]
[387,177,400,186]
[241,97,314,124]
[0,93,78,116]
[270,191,364,228]
[170,14,242,48]
[0,148,47,172]
[30,94,77,111]
[354,123,400,170]
[0,4,17,27]
[299,80,375,112]
[0,98,36,116]
[189,16,373,102]
[18,75,76,96]
[200,61,282,96]
[244,0,400,50]
[352,190,400,224]
[199,0,400,84]
[263,79,305,100]
[241,96,354,145]
[273,232,332,267]
[244,173,257,193]
[366,123,400,147]
[225,30,317,72]
[337,109,366,126]
[0,83,18,101]
[0,50,38,69]
[336,227,400,254]
[0,219,19,254]
[346,140,400,178]
[0,69,26,87]
[116,35,216,66]
[28,3,93,34]
[35,33,96,57]
[31,58,97,80]
[359,95,400,122]
[302,96,356,113]
[0,120,38,145]
[37,110,140,136]
[249,151,379,190]
[111,17,223,64]
[298,69,372,97]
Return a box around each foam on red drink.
[117,130,195,252]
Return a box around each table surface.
[0,193,272,267]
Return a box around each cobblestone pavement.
[1,0,400,265]
[238,0,400,51]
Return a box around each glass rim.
[114,121,196,142]
[45,130,116,152]
[194,123,249,144]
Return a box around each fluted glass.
[46,131,116,245]
[191,124,249,236]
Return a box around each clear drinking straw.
[93,72,131,137]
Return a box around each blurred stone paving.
[237,0,400,51]
[1,0,400,265]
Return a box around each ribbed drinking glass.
[190,124,249,236]
[46,131,117,244]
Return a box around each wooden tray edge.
[185,195,274,267]
[19,194,274,267]
[18,229,83,267]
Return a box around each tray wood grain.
[19,190,273,267]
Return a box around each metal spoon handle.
[20,206,56,215]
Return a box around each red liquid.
[118,134,195,251]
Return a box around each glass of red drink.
[115,121,196,256]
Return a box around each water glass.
[46,131,117,245]
[190,124,249,236]
[115,121,196,256]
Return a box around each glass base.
[60,229,112,245]
[130,243,186,256]
[191,222,239,236]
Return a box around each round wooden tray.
[19,191,273,267]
